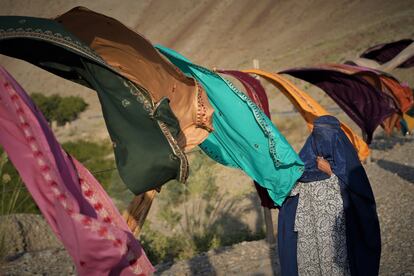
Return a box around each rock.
[1,249,75,276]
[0,214,63,259]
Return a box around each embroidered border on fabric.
[2,77,144,274]
[120,77,189,183]
[157,121,189,183]
[0,27,108,66]
[195,80,213,132]
[219,75,282,167]
[186,63,282,167]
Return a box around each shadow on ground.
[376,159,414,183]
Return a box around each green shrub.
[0,150,39,215]
[141,151,265,264]
[31,93,88,126]
[62,140,115,190]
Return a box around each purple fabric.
[0,66,154,275]
[281,68,396,144]
[360,39,414,68]
[219,70,276,209]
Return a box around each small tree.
[31,93,88,126]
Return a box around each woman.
[278,115,381,276]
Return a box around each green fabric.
[0,16,187,194]
[156,45,304,206]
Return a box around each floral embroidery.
[120,77,189,183]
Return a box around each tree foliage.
[31,93,88,126]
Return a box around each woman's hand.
[316,156,332,176]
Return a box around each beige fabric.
[55,7,214,151]
[123,190,157,237]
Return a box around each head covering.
[298,115,381,275]
[0,66,154,275]
[55,7,214,151]
[156,45,304,206]
[281,67,396,143]
[243,69,370,161]
[0,15,188,195]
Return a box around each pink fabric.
[0,66,154,275]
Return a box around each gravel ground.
[157,135,414,275]
[1,136,413,275]
[367,135,414,275]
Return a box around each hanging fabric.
[156,45,304,206]
[218,69,275,208]
[243,69,370,161]
[0,15,188,195]
[0,66,154,275]
[281,67,396,143]
[55,7,214,151]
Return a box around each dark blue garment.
[278,115,381,276]
[278,195,299,276]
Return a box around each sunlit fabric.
[322,64,413,113]
[243,69,370,161]
[0,15,188,195]
[0,66,154,275]
[218,69,275,208]
[156,45,304,206]
[281,67,396,143]
[55,7,214,151]
[218,70,270,117]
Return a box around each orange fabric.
[381,113,401,135]
[243,69,370,161]
[56,7,214,152]
[403,113,414,132]
[380,77,413,113]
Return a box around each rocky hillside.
[1,0,413,142]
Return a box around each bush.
[31,93,88,126]
[62,140,115,190]
[140,151,265,264]
[0,149,39,215]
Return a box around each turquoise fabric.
[156,45,304,206]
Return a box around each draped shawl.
[322,64,413,113]
[0,66,154,275]
[0,15,188,195]
[281,67,396,143]
[55,7,214,151]
[156,45,304,206]
[278,115,381,276]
